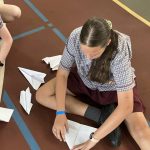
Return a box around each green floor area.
[119,0,150,21]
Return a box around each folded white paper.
[0,107,14,122]
[18,67,46,90]
[65,120,97,150]
[20,87,33,114]
[42,55,62,71]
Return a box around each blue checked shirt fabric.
[59,27,136,92]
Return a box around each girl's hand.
[72,140,98,150]
[52,114,68,142]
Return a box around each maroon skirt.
[67,67,144,112]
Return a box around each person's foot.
[98,104,121,147]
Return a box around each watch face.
[0,61,4,66]
[89,132,94,139]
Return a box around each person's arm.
[52,28,77,142]
[0,24,13,63]
[55,68,70,111]
[55,28,78,111]
[72,90,134,150]
[92,35,134,141]
[93,89,133,141]
[52,69,70,142]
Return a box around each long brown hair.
[80,17,118,84]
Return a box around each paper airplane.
[42,55,62,71]
[65,120,97,150]
[20,87,33,114]
[18,67,46,90]
[0,107,14,122]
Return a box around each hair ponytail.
[88,29,118,83]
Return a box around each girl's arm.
[55,68,70,111]
[0,24,13,63]
[93,89,133,141]
[52,68,70,142]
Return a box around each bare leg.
[36,77,89,116]
[0,4,21,22]
[125,112,150,150]
[36,77,122,146]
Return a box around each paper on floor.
[65,120,97,149]
[18,67,46,90]
[42,55,62,71]
[0,107,14,122]
[20,87,33,115]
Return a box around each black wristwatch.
[89,132,99,143]
[89,132,94,139]
[0,61,4,66]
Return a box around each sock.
[84,105,101,123]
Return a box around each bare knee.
[6,5,21,22]
[11,6,21,19]
[36,88,44,104]
[36,78,56,104]
[35,87,50,104]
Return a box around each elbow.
[4,37,13,48]
[118,103,133,116]
[56,69,69,80]
[125,104,133,115]
[8,36,13,46]
[3,36,13,47]
[117,90,134,116]
[10,36,13,43]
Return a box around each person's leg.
[125,112,150,150]
[36,77,121,146]
[36,77,103,123]
[0,4,21,22]
[36,77,89,116]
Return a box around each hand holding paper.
[20,87,33,114]
[65,120,97,150]
[18,67,46,90]
[42,55,62,71]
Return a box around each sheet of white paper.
[42,55,62,70]
[65,120,97,149]
[49,57,61,68]
[31,77,42,90]
[20,87,33,114]
[74,124,97,146]
[18,67,46,90]
[52,64,59,71]
[0,107,14,122]
[42,57,50,64]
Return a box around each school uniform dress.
[59,27,144,112]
